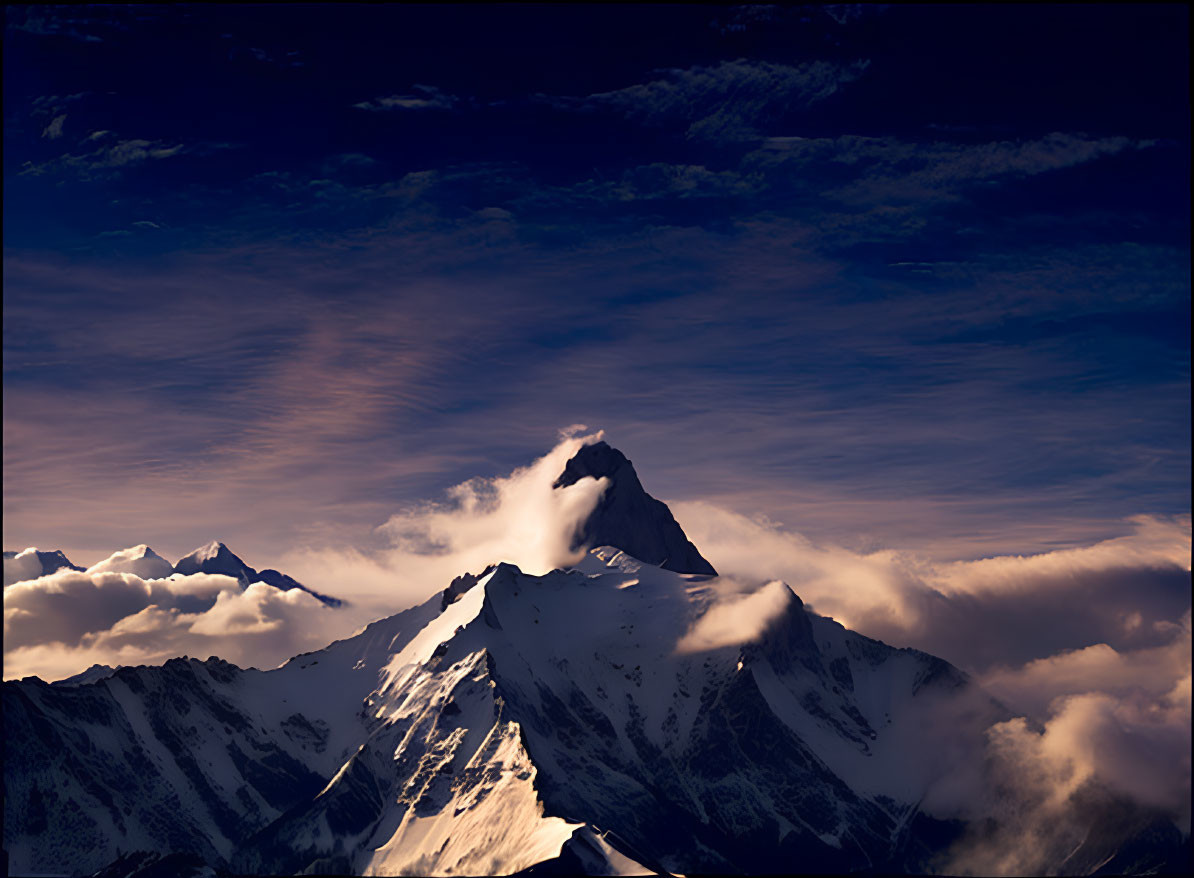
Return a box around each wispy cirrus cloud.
[553,58,869,142]
[353,84,459,112]
[19,136,187,179]
[40,115,66,140]
[7,6,106,42]
[748,131,1153,208]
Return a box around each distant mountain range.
[3,442,1188,876]
[4,540,340,606]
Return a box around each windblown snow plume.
[282,430,610,615]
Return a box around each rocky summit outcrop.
[554,440,716,576]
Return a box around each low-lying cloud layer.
[3,432,610,682]
[3,570,334,682]
[673,503,1191,672]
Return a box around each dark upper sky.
[3,3,1190,565]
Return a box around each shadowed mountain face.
[554,441,717,576]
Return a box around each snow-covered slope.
[4,595,440,876]
[50,664,124,687]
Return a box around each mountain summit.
[555,440,716,575]
[173,540,255,580]
[171,541,342,607]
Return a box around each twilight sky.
[4,3,1190,571]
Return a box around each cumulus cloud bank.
[2,569,332,681]
[3,432,610,682]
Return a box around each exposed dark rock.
[441,564,496,611]
[554,442,715,575]
[2,548,84,577]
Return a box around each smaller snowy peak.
[173,541,256,581]
[87,545,175,579]
[254,568,343,607]
[3,547,84,586]
[554,441,717,576]
[171,542,341,605]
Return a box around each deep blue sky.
[3,3,1190,566]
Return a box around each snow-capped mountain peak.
[173,540,256,580]
[167,541,342,606]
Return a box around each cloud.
[978,613,1192,719]
[287,431,611,615]
[353,85,458,112]
[669,500,1191,866]
[745,132,1152,212]
[40,114,66,139]
[4,550,49,587]
[19,137,187,179]
[561,58,869,142]
[4,570,160,650]
[90,139,185,167]
[940,653,1191,874]
[8,7,105,42]
[2,567,351,681]
[675,579,793,653]
[672,503,1191,673]
[3,434,611,682]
